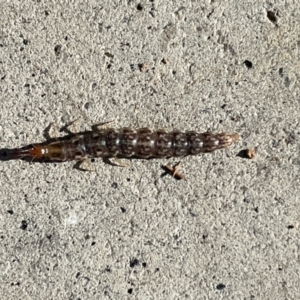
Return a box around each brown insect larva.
[0,127,239,164]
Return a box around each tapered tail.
[0,145,35,161]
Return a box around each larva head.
[200,132,239,153]
[220,133,240,148]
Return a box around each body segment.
[0,127,239,162]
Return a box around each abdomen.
[69,128,239,160]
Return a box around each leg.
[73,159,96,172]
[92,120,115,131]
[43,122,60,140]
[60,118,80,135]
[60,119,115,134]
[104,156,129,167]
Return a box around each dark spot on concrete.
[104,52,114,58]
[129,258,139,268]
[54,45,62,56]
[20,220,28,230]
[244,60,253,69]
[216,283,226,290]
[267,11,278,24]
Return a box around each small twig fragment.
[165,161,185,180]
[245,148,256,159]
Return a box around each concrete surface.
[0,1,299,299]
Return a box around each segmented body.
[1,128,239,162]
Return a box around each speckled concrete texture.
[0,1,299,299]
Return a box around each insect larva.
[0,127,239,164]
